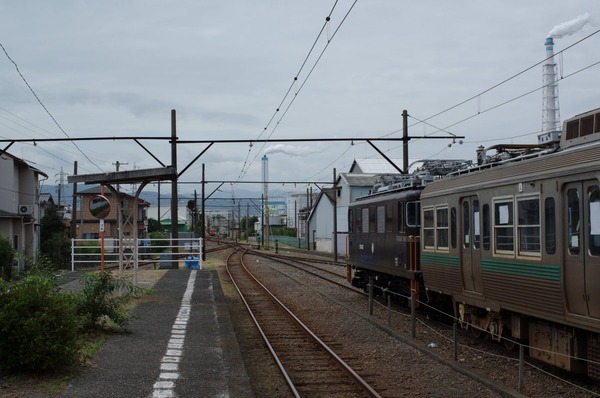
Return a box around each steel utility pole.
[70,161,78,239]
[171,109,179,269]
[333,168,338,262]
[403,109,409,173]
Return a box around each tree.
[40,205,70,269]
[147,218,162,233]
[0,234,14,281]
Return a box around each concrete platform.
[59,269,254,398]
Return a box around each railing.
[71,237,203,271]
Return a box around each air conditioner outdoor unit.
[18,205,33,215]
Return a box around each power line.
[386,28,600,137]
[234,0,359,186]
[0,41,104,172]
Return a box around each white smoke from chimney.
[548,12,591,38]
[264,144,323,157]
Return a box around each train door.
[564,181,600,318]
[460,197,483,293]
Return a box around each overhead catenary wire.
[234,0,359,190]
[306,37,600,183]
[384,28,600,137]
[0,41,104,172]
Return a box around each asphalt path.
[59,269,253,398]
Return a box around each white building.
[0,152,48,271]
[306,158,402,255]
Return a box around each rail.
[226,249,381,397]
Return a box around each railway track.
[225,248,381,398]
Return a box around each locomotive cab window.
[361,208,369,234]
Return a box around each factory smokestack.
[261,155,269,249]
[542,13,591,134]
[542,37,560,134]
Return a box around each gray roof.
[339,173,378,187]
[40,192,54,204]
[349,158,403,174]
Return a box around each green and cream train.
[347,108,600,379]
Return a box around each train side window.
[354,209,362,233]
[407,201,421,227]
[517,196,540,256]
[377,206,385,234]
[494,199,514,254]
[567,188,580,255]
[450,207,457,248]
[545,198,556,255]
[473,200,480,250]
[397,202,404,233]
[462,201,470,249]
[348,210,353,233]
[423,207,435,249]
[385,204,393,233]
[369,207,376,233]
[361,208,369,234]
[588,186,600,255]
[482,204,490,250]
[436,206,449,250]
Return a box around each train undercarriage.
[353,266,600,381]
[456,298,600,380]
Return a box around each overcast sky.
[1,1,599,200]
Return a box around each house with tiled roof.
[76,185,151,240]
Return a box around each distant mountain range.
[41,183,267,216]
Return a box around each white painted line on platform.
[151,270,196,398]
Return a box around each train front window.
[588,186,600,255]
[362,208,369,234]
[517,196,540,256]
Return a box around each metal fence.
[71,237,203,272]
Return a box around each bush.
[0,275,81,372]
[76,272,141,331]
[148,231,170,253]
